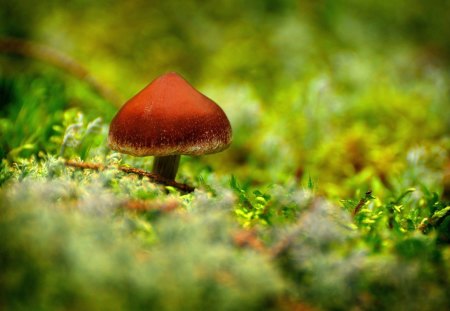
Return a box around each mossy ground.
[1,1,449,310]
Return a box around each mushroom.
[108,72,232,181]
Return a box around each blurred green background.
[1,0,449,199]
[1,1,449,310]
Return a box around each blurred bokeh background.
[1,0,449,198]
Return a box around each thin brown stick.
[232,229,266,252]
[268,199,322,259]
[0,37,122,107]
[122,199,179,213]
[65,160,194,193]
[352,190,373,217]
[269,233,297,259]
[65,160,102,170]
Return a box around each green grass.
[1,1,450,310]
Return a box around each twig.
[269,226,303,259]
[0,37,122,107]
[352,191,373,217]
[65,160,194,193]
[232,229,266,252]
[268,199,326,259]
[122,199,179,213]
[65,160,102,170]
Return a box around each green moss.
[1,1,450,310]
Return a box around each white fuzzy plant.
[59,113,102,158]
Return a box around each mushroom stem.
[152,155,181,180]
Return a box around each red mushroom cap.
[108,72,232,156]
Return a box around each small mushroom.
[108,72,232,181]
